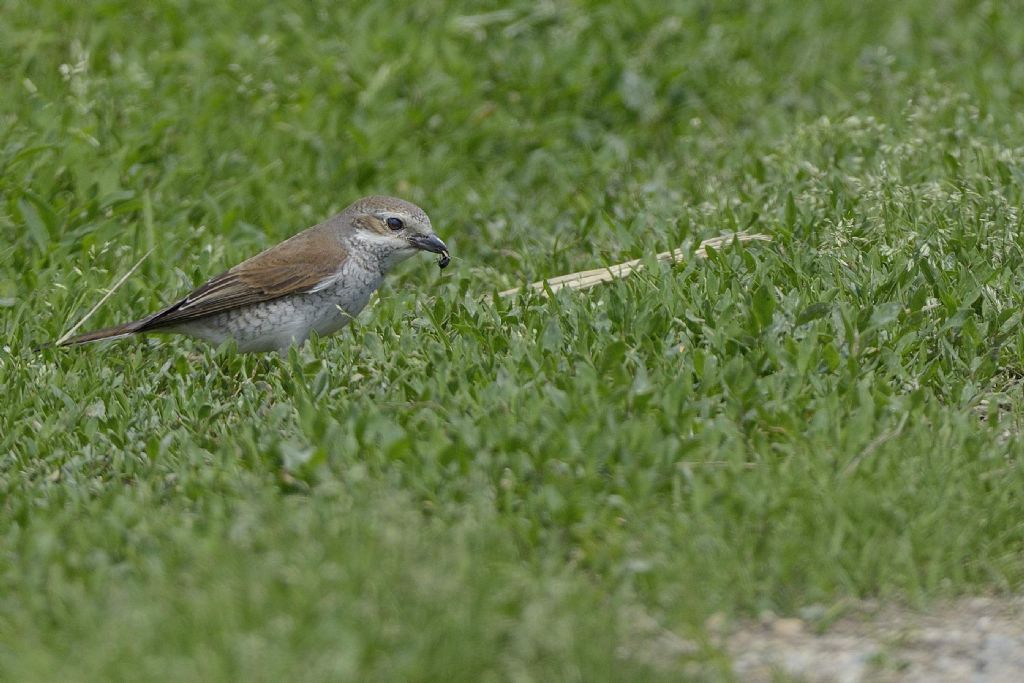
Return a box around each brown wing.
[139,226,348,330]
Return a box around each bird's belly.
[176,272,380,353]
[308,287,374,338]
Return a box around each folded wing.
[140,227,348,330]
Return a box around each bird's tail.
[60,321,144,345]
[36,321,146,351]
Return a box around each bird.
[49,195,450,353]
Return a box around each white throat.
[348,231,415,273]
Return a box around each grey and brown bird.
[51,195,450,353]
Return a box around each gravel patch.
[724,596,1024,682]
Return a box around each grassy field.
[3,0,1024,680]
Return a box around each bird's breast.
[301,261,383,337]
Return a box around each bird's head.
[346,196,450,270]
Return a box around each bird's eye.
[386,217,404,231]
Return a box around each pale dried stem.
[498,232,772,297]
[55,248,154,346]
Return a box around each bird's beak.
[408,233,451,269]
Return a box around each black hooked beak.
[408,233,451,269]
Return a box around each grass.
[3,0,1024,680]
